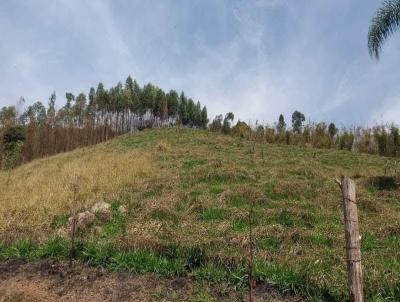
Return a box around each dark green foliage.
[3,126,25,147]
[36,237,70,259]
[200,208,227,221]
[201,106,209,129]
[0,106,17,127]
[80,243,187,276]
[186,247,205,270]
[2,125,25,169]
[328,123,338,138]
[361,232,382,252]
[166,90,179,118]
[368,0,400,59]
[0,240,36,260]
[209,114,223,132]
[209,112,234,134]
[50,213,70,229]
[276,210,295,227]
[47,91,56,119]
[150,209,178,223]
[369,176,398,190]
[277,114,286,134]
[179,92,188,125]
[102,212,126,237]
[391,125,400,155]
[0,74,209,169]
[19,102,47,127]
[183,158,207,169]
[307,234,334,247]
[374,126,388,155]
[339,131,354,151]
[257,237,281,251]
[222,112,234,134]
[291,110,305,133]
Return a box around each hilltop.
[0,128,399,301]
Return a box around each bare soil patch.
[0,260,301,302]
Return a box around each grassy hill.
[0,128,399,301]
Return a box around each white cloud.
[0,0,399,126]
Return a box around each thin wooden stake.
[248,202,254,302]
[340,177,364,302]
[69,215,76,268]
[69,176,80,268]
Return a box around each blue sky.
[1,0,399,127]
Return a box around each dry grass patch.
[0,146,153,242]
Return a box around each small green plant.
[143,186,162,198]
[276,210,295,227]
[308,234,334,247]
[184,158,207,169]
[232,218,248,232]
[102,214,126,237]
[227,194,247,208]
[361,232,381,252]
[257,237,281,251]
[0,240,36,260]
[200,208,227,221]
[37,237,70,259]
[150,209,178,223]
[186,247,205,271]
[209,185,223,195]
[50,213,70,229]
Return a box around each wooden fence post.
[340,177,364,302]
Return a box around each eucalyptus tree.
[209,114,223,132]
[110,82,124,132]
[132,80,141,116]
[222,112,234,134]
[0,74,209,167]
[166,90,179,121]
[292,110,305,134]
[140,83,156,123]
[187,99,196,127]
[152,88,162,120]
[179,92,188,125]
[87,87,97,125]
[47,92,56,122]
[368,0,400,59]
[73,93,87,127]
[95,83,107,124]
[0,106,17,127]
[195,101,202,127]
[328,123,338,138]
[201,106,208,129]
[277,114,286,134]
[22,102,47,127]
[124,76,135,130]
[159,90,168,122]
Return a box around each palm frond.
[368,0,400,59]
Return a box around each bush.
[231,121,252,139]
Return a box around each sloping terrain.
[0,128,399,301]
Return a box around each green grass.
[200,208,227,221]
[184,158,207,169]
[50,213,70,229]
[257,236,281,251]
[1,127,400,301]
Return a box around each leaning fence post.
[340,176,364,302]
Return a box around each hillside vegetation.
[0,128,399,301]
